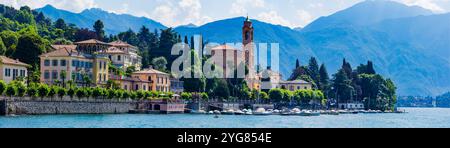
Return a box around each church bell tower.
[243,16,255,75]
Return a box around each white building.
[106,40,142,71]
[0,56,30,83]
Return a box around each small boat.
[234,110,245,115]
[310,111,321,116]
[329,110,340,115]
[208,111,214,114]
[298,110,312,116]
[221,109,235,115]
[213,110,221,114]
[253,108,272,116]
[191,110,207,114]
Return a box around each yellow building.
[39,39,110,86]
[111,68,171,92]
[0,56,30,83]
[278,80,313,91]
[132,68,171,92]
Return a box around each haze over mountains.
[36,1,450,96]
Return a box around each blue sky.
[1,0,450,28]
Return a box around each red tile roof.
[0,56,30,67]
[109,40,137,48]
[74,39,109,45]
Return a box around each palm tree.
[82,74,92,87]
[60,70,67,88]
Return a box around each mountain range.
[35,0,450,96]
[36,5,167,34]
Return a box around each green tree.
[0,36,6,55]
[27,83,38,98]
[5,84,17,97]
[15,82,27,97]
[0,80,6,95]
[332,69,354,104]
[59,70,67,88]
[75,87,88,99]
[14,9,35,24]
[48,86,58,99]
[214,79,230,100]
[37,84,50,98]
[93,20,105,41]
[13,32,47,66]
[57,87,67,99]
[269,88,284,102]
[151,56,168,71]
[0,30,19,56]
[92,87,104,99]
[67,87,76,98]
[308,57,320,88]
[54,18,67,30]
[319,64,330,92]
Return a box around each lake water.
[1,108,449,128]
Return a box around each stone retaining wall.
[1,99,137,115]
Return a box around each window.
[80,61,84,68]
[44,60,50,66]
[103,62,107,70]
[143,85,147,91]
[4,68,10,77]
[135,84,139,90]
[20,70,25,77]
[103,74,106,82]
[124,85,128,90]
[108,55,112,60]
[99,62,102,69]
[44,71,50,79]
[99,74,102,82]
[117,55,121,61]
[60,60,66,66]
[12,69,18,77]
[52,71,58,79]
[52,60,58,66]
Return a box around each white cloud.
[149,0,212,27]
[231,0,266,15]
[396,0,448,13]
[257,10,292,27]
[296,9,314,27]
[0,0,97,12]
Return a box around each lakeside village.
[0,5,400,116]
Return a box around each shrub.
[57,87,67,99]
[5,84,17,97]
[0,80,7,95]
[130,91,137,100]
[201,92,209,100]
[114,89,123,99]
[67,87,76,98]
[75,87,88,98]
[37,84,50,98]
[260,91,269,100]
[15,82,27,97]
[48,86,58,98]
[92,87,103,99]
[122,91,130,99]
[269,89,283,102]
[181,92,192,100]
[107,89,115,99]
[27,83,38,97]
[136,90,146,100]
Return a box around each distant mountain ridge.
[36,5,167,34]
[34,1,450,96]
